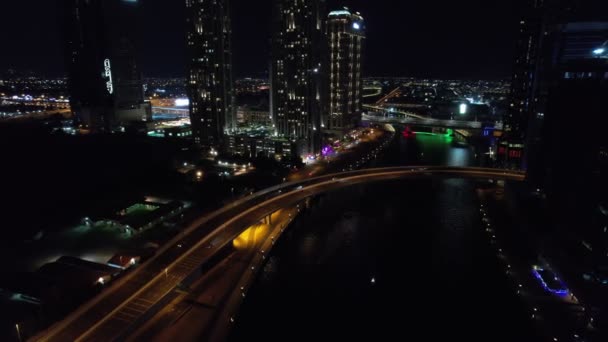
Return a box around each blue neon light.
[532,268,569,296]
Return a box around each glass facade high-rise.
[541,21,608,286]
[185,0,235,148]
[271,0,326,155]
[511,0,608,320]
[326,9,365,138]
[64,0,151,132]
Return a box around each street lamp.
[15,324,22,342]
[459,103,468,115]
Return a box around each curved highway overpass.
[34,167,525,342]
[362,114,504,130]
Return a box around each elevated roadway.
[362,113,503,130]
[33,167,525,342]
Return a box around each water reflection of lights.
[298,234,320,262]
[447,145,469,167]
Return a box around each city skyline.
[1,1,608,341]
[2,0,524,79]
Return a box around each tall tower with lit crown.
[326,8,365,138]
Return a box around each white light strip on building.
[104,59,114,94]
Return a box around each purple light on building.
[322,145,334,157]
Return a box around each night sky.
[0,0,520,79]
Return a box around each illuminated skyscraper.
[501,0,567,167]
[326,8,365,137]
[502,0,594,168]
[505,1,545,142]
[271,0,326,155]
[185,0,235,148]
[64,0,151,132]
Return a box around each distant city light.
[465,97,487,105]
[329,10,351,16]
[592,48,605,55]
[175,98,190,107]
[353,22,361,30]
[459,103,468,115]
